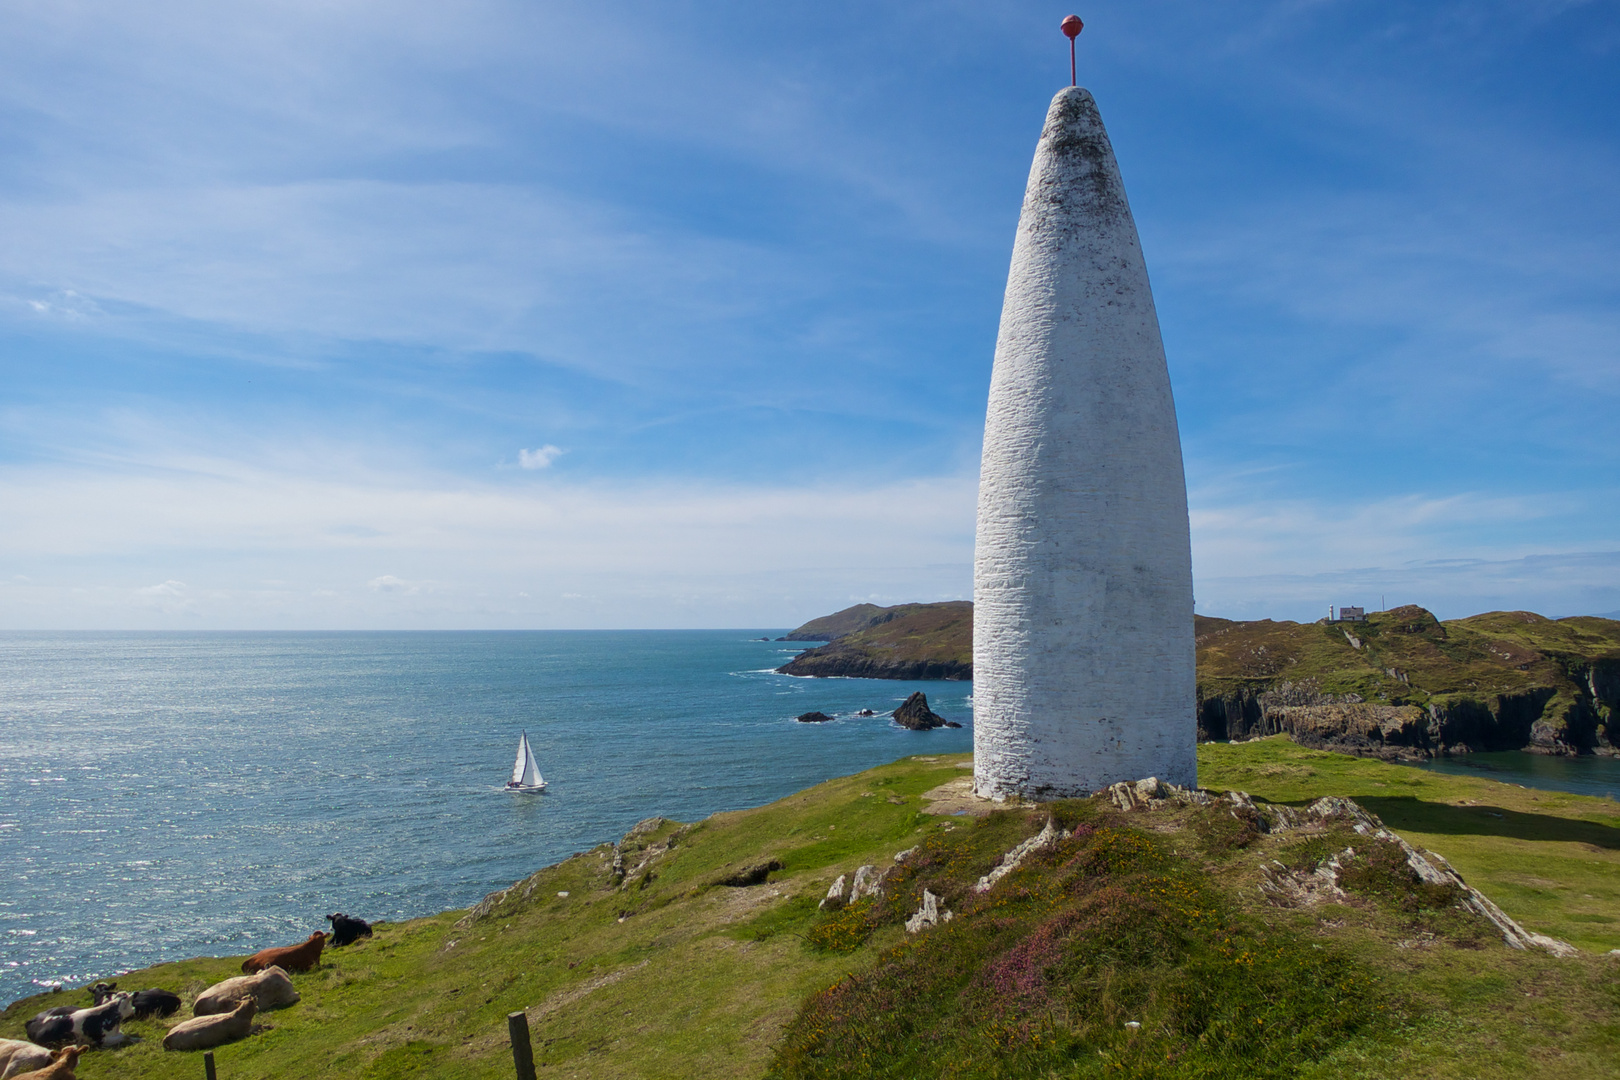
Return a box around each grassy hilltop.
[778,602,1620,757]
[777,602,972,680]
[5,740,1619,1079]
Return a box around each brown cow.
[7,1046,82,1080]
[241,931,326,974]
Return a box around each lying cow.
[242,931,326,974]
[163,999,256,1052]
[325,912,373,948]
[6,1046,82,1080]
[192,966,300,1016]
[89,982,180,1019]
[0,1039,54,1080]
[23,994,133,1049]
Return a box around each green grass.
[1195,606,1620,747]
[1199,736,1620,952]
[2,744,1618,1079]
[779,603,973,677]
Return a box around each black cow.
[90,981,181,1019]
[325,912,373,947]
[25,993,134,1048]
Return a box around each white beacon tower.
[972,83,1195,800]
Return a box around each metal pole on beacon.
[1061,14,1084,85]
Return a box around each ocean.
[0,631,973,1008]
[1414,749,1620,800]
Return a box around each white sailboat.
[505,731,547,793]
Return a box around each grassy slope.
[1196,606,1620,716]
[782,604,887,641]
[1199,736,1620,953]
[779,602,973,675]
[3,743,1617,1079]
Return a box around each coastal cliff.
[780,601,1620,758]
[1195,606,1620,758]
[776,601,972,680]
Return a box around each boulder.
[904,889,952,933]
[163,998,255,1052]
[848,864,891,902]
[192,967,299,1016]
[795,711,834,724]
[819,875,847,911]
[892,693,949,730]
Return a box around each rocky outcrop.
[1195,608,1620,758]
[779,651,972,681]
[795,711,834,724]
[971,818,1068,894]
[1198,675,1619,760]
[1098,776,1578,958]
[904,889,952,933]
[891,692,959,731]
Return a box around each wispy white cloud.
[518,445,563,470]
[0,451,978,628]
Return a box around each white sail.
[520,735,543,788]
[507,731,545,790]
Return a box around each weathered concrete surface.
[973,86,1195,800]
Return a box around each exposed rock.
[1102,776,1209,811]
[849,864,887,902]
[819,875,847,911]
[1258,849,1354,906]
[892,692,950,731]
[625,817,667,841]
[972,818,1069,894]
[856,709,876,717]
[904,889,952,933]
[892,846,918,864]
[795,711,834,724]
[1258,794,1578,957]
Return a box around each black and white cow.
[24,993,134,1048]
[90,982,181,1019]
[325,912,373,948]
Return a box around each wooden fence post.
[508,1011,537,1080]
[203,1050,217,1080]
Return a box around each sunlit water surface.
[0,631,973,1006]
[1413,749,1620,800]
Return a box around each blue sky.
[1,0,1616,629]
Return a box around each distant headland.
[778,601,1620,758]
[776,601,972,681]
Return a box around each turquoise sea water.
[0,631,973,1007]
[1413,750,1620,800]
